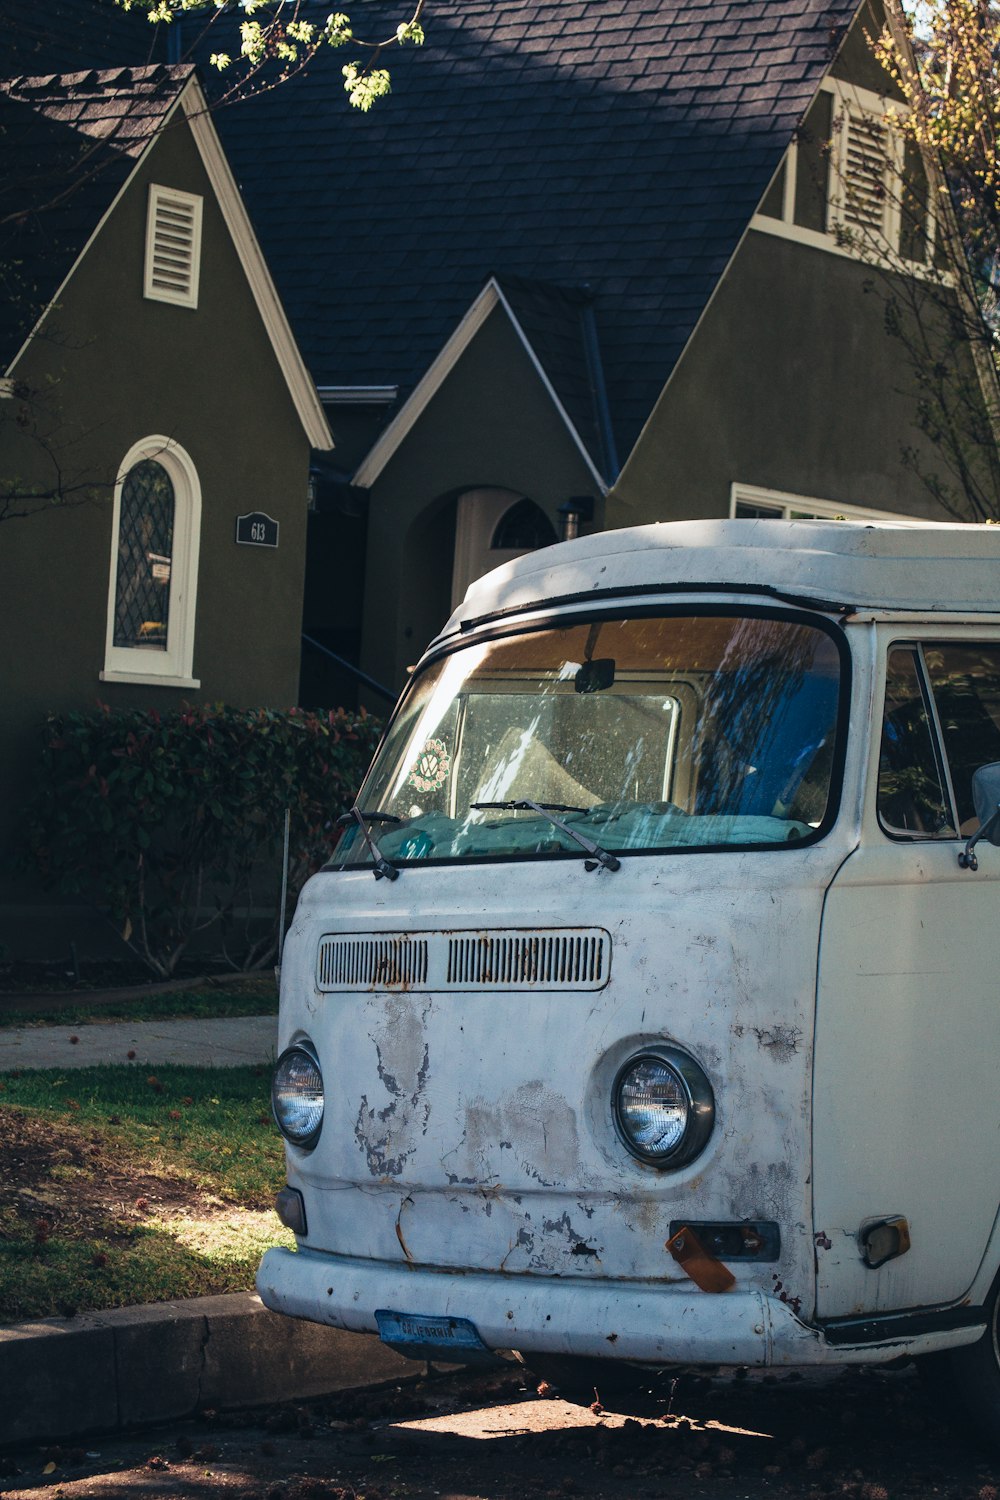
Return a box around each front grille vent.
[316,928,610,993]
[317,935,428,991]
[447,932,606,988]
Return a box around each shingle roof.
[0,64,191,365]
[0,0,158,76]
[207,0,863,473]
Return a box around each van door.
[813,637,1000,1319]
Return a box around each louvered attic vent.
[841,110,890,237]
[144,185,203,308]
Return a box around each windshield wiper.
[336,807,400,881]
[471,800,621,873]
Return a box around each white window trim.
[750,78,945,281]
[730,482,925,526]
[144,184,203,310]
[101,435,202,688]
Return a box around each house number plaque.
[236,512,279,548]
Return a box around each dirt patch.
[2,1364,999,1499]
[0,1105,225,1246]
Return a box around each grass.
[0,974,278,1029]
[0,1063,293,1322]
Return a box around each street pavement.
[0,1014,278,1070]
[3,1361,996,1499]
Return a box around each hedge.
[23,704,383,977]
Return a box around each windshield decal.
[408,737,452,795]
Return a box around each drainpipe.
[580,297,620,484]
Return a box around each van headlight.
[272,1044,324,1149]
[612,1048,714,1168]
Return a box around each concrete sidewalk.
[0,1014,278,1070]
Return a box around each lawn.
[0,1063,292,1321]
[0,974,279,1029]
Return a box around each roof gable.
[0,64,331,449]
[355,275,612,489]
[207,0,865,471]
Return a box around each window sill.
[99,669,200,689]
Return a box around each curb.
[0,1293,423,1448]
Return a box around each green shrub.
[23,704,382,977]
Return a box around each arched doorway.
[450,487,557,609]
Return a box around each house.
[4,2,994,711]
[0,62,331,952]
[187,0,994,701]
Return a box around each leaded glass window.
[113,459,174,651]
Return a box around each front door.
[813,635,1000,1317]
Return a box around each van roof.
[444,519,1000,635]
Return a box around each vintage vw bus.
[258,519,1000,1440]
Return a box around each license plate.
[374,1309,493,1363]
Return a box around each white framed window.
[144,184,203,308]
[731,482,924,526]
[752,79,938,273]
[101,436,201,688]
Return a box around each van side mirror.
[958,762,1000,871]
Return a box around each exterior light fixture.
[558,495,594,541]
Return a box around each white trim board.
[747,214,953,286]
[353,277,607,493]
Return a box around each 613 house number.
[235,512,280,548]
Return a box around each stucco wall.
[608,227,969,529]
[0,113,311,879]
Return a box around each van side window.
[878,648,955,837]
[923,645,1000,834]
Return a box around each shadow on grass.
[0,1063,290,1320]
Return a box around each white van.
[258,519,1000,1441]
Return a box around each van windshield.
[332,611,844,868]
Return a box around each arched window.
[491,498,558,551]
[102,436,201,686]
[112,459,174,651]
